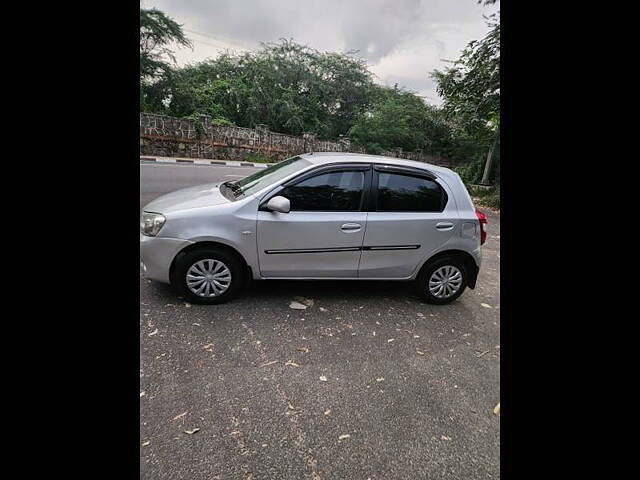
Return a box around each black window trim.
[371,165,448,213]
[259,163,373,213]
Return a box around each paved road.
[140,162,500,480]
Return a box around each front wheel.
[172,248,245,304]
[415,256,468,305]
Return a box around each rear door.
[257,164,371,277]
[358,165,457,278]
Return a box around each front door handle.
[436,222,454,231]
[340,223,362,233]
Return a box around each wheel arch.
[417,249,479,289]
[169,241,251,285]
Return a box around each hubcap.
[186,259,232,297]
[428,265,462,299]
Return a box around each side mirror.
[265,195,290,213]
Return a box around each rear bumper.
[140,233,193,284]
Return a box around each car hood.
[143,182,231,214]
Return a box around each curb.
[140,156,272,168]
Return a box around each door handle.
[436,222,454,231]
[340,223,362,233]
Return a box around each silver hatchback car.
[140,153,487,304]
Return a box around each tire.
[415,256,468,305]
[172,248,245,304]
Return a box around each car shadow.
[245,279,418,303]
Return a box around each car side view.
[140,153,487,305]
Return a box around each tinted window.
[232,156,312,198]
[377,172,445,212]
[281,170,364,211]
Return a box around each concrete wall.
[140,113,459,167]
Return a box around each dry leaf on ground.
[289,301,307,310]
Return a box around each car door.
[358,164,457,278]
[257,164,371,278]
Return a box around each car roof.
[299,152,454,176]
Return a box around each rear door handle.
[436,222,454,231]
[340,223,362,233]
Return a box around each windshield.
[227,156,312,199]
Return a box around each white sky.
[142,0,499,106]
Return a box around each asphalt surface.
[140,162,500,479]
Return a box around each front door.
[257,166,370,277]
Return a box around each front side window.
[280,170,365,211]
[377,172,445,212]
[227,156,312,199]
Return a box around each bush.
[467,184,500,210]
[243,153,275,164]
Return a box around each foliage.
[467,184,500,210]
[140,8,192,82]
[145,39,373,139]
[139,6,500,186]
[243,153,276,164]
[431,11,500,184]
[348,85,454,155]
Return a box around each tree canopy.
[431,12,500,184]
[139,4,500,187]
[140,8,192,82]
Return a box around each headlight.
[140,212,166,236]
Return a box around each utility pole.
[481,126,499,185]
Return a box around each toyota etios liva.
[140,153,487,305]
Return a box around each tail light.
[476,209,488,245]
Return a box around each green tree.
[140,8,192,113]
[147,39,374,138]
[140,8,191,81]
[348,85,453,155]
[431,13,500,184]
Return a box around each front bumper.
[140,233,193,284]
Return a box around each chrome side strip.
[265,247,361,254]
[265,245,420,254]
[362,245,420,251]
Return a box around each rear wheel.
[172,248,245,304]
[415,256,468,304]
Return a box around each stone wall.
[140,112,459,167]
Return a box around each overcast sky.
[142,0,498,106]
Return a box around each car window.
[377,172,445,212]
[231,156,312,199]
[281,170,365,211]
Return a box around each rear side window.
[281,170,365,211]
[376,172,446,212]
